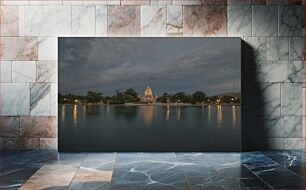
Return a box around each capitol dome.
[144,86,153,97]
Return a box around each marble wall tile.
[246,83,281,116]
[1,0,30,5]
[255,61,303,82]
[202,0,227,5]
[281,83,303,116]
[0,37,38,61]
[51,83,58,116]
[37,61,57,83]
[252,5,278,36]
[283,138,304,149]
[141,6,167,36]
[243,37,267,61]
[84,0,120,5]
[267,37,289,61]
[0,117,20,137]
[12,61,36,82]
[172,0,201,5]
[151,0,172,5]
[289,37,303,61]
[266,138,284,150]
[3,138,18,149]
[0,61,11,82]
[40,138,58,150]
[23,5,71,36]
[284,116,303,138]
[167,5,183,36]
[183,5,227,36]
[30,0,63,5]
[108,6,141,36]
[0,83,30,116]
[244,116,285,138]
[227,0,252,4]
[30,83,51,116]
[20,116,57,138]
[63,0,84,5]
[72,5,96,36]
[228,5,252,36]
[96,5,107,36]
[0,6,19,36]
[38,37,58,60]
[121,0,150,5]
[279,5,303,36]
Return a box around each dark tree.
[192,91,206,103]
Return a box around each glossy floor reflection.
[0,151,304,190]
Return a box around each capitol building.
[140,86,156,103]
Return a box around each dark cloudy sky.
[59,37,241,96]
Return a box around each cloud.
[59,38,241,96]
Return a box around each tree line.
[59,88,240,104]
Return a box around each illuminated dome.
[144,86,153,97]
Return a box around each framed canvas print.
[58,37,241,152]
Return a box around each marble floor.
[0,151,305,190]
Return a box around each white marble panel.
[0,83,30,116]
[96,5,107,36]
[284,116,303,138]
[30,0,63,5]
[63,0,84,4]
[252,5,278,36]
[255,61,303,83]
[279,5,303,36]
[38,37,58,60]
[151,0,172,5]
[72,5,95,36]
[0,61,11,83]
[228,5,252,36]
[24,5,71,36]
[30,83,51,116]
[267,37,289,61]
[37,61,57,82]
[281,83,303,116]
[2,0,29,5]
[141,6,166,36]
[12,61,36,82]
[283,138,304,150]
[167,5,182,36]
[290,37,303,61]
[84,0,119,5]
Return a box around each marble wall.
[0,0,304,150]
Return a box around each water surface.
[59,105,241,151]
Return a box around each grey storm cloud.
[59,37,241,96]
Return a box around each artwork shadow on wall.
[58,37,242,152]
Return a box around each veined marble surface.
[72,5,96,36]
[141,6,167,36]
[228,5,252,36]
[167,5,183,36]
[23,5,72,36]
[252,5,278,36]
[1,151,305,190]
[30,83,51,116]
[0,6,19,36]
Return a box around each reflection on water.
[60,105,240,129]
[59,105,241,151]
[141,106,154,125]
[208,105,211,124]
[73,105,77,127]
[232,105,237,128]
[176,106,181,121]
[217,105,222,127]
[166,105,170,120]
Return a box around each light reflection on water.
[59,104,241,151]
[60,105,240,129]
